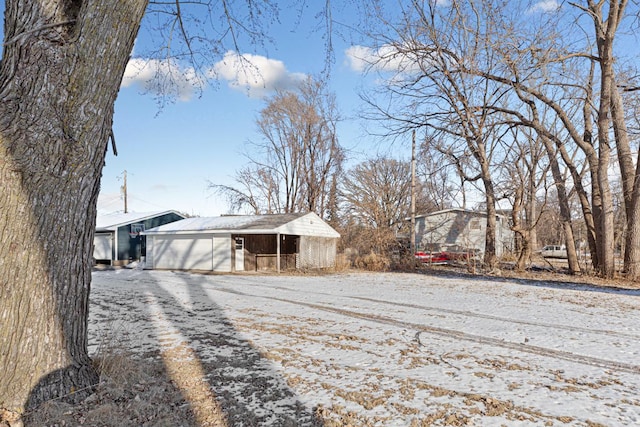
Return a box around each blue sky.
[97,0,581,217]
[0,0,570,217]
[98,4,379,217]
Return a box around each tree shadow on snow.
[90,268,325,427]
[413,266,640,296]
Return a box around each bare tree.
[416,137,458,211]
[359,0,517,269]
[212,166,276,214]
[366,0,637,278]
[213,77,344,218]
[485,0,634,277]
[339,156,431,254]
[502,126,549,270]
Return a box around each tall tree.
[340,157,409,252]
[362,0,637,278]
[481,0,633,277]
[339,156,434,255]
[213,77,344,218]
[0,0,148,415]
[503,127,548,270]
[360,0,515,269]
[588,0,626,277]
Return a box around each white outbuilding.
[143,212,340,272]
[414,208,514,257]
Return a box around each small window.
[470,219,481,230]
[235,237,244,250]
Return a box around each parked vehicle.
[415,248,479,264]
[415,251,449,264]
[541,245,568,259]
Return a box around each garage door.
[212,235,232,272]
[153,235,213,270]
[93,233,113,260]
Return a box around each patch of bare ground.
[18,350,227,427]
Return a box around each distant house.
[143,212,340,272]
[93,210,186,265]
[414,208,513,257]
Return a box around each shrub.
[354,252,391,271]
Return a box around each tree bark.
[511,184,531,271]
[483,182,498,269]
[625,157,640,278]
[590,0,625,278]
[544,142,581,274]
[0,0,147,416]
[473,139,498,269]
[611,77,640,276]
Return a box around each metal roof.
[143,212,339,237]
[95,210,184,231]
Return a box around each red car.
[414,251,449,264]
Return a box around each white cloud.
[122,58,204,102]
[211,51,307,98]
[345,44,424,75]
[345,45,375,72]
[121,52,306,101]
[528,0,560,13]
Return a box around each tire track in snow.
[211,285,640,375]
[212,278,640,341]
[351,296,640,340]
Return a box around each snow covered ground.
[89,269,640,426]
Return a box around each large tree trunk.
[483,188,498,269]
[625,156,640,278]
[590,0,623,278]
[511,185,531,271]
[527,169,538,257]
[477,149,497,269]
[544,144,580,274]
[610,79,640,276]
[0,0,147,416]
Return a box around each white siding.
[276,213,340,238]
[415,210,513,257]
[212,234,232,272]
[153,235,214,270]
[298,236,337,269]
[93,233,113,260]
[145,236,155,267]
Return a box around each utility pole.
[410,130,416,257]
[121,170,128,213]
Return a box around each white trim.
[276,232,281,273]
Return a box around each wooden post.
[276,233,281,273]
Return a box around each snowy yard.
[89,269,640,426]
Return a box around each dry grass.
[21,352,202,427]
[19,320,227,427]
[353,252,391,271]
[333,253,351,272]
